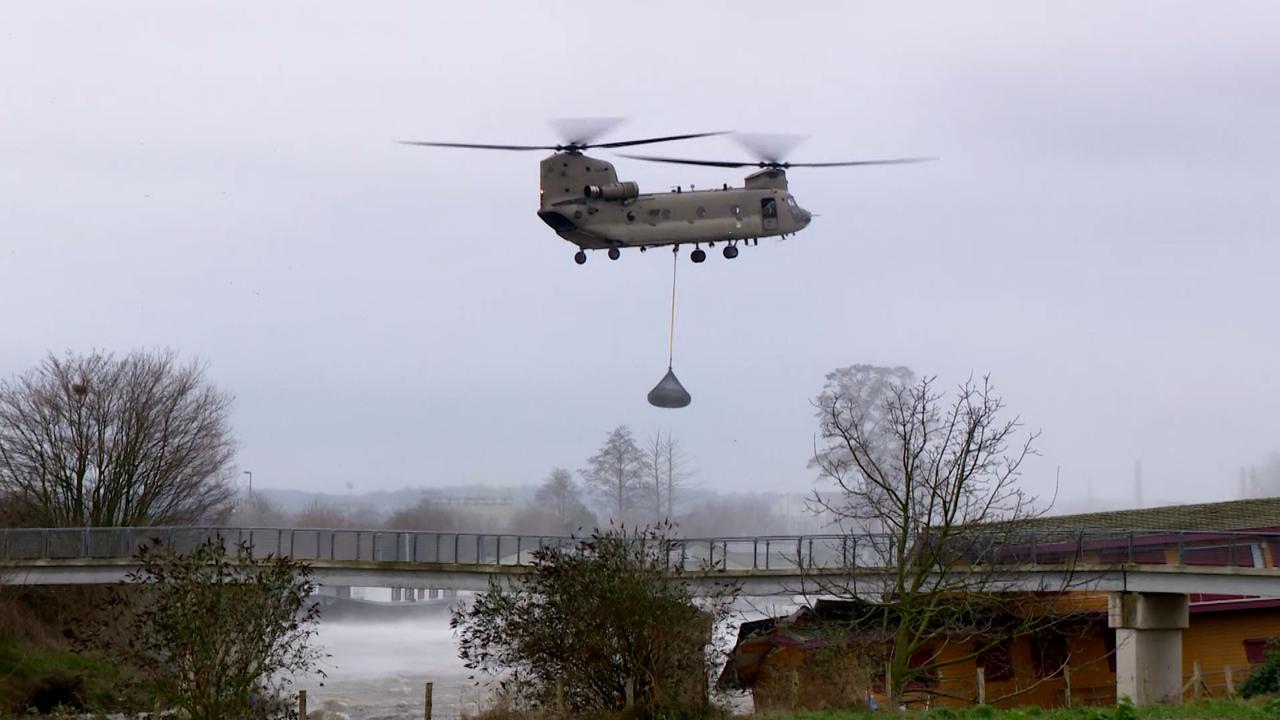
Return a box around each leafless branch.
[0,350,236,527]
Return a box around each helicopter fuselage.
[536,152,811,251]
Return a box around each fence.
[2,526,1279,572]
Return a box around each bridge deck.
[5,526,1280,597]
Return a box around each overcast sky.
[2,2,1277,511]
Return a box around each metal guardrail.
[1,526,1279,572]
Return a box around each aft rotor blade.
[784,157,937,167]
[616,153,753,168]
[620,153,937,169]
[398,141,560,151]
[734,132,807,164]
[592,131,730,149]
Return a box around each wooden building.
[721,498,1280,711]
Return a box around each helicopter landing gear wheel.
[574,251,587,265]
[723,244,739,259]
[690,248,706,263]
[608,247,621,260]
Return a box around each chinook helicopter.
[402,120,929,265]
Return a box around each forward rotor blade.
[783,157,937,167]
[398,141,560,151]
[593,131,730,149]
[616,153,753,168]
[550,117,625,146]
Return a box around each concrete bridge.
[5,525,1280,706]
[4,525,1280,595]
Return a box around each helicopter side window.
[626,211,636,223]
[729,204,741,216]
[695,206,706,218]
[761,198,777,219]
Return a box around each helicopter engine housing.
[583,181,639,201]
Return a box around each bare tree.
[0,351,235,527]
[645,432,667,522]
[1240,453,1280,498]
[642,431,695,524]
[294,499,356,528]
[662,432,693,520]
[225,493,290,528]
[532,467,594,533]
[580,425,645,521]
[808,373,1072,706]
[808,365,915,481]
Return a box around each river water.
[296,613,484,720]
[295,593,772,720]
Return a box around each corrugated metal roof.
[1025,497,1280,531]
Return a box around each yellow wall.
[751,605,1280,711]
[1181,607,1280,693]
[931,625,1115,709]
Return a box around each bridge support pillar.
[336,586,352,600]
[1108,592,1189,706]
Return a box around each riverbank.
[0,639,142,714]
[0,587,145,714]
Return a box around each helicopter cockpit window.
[786,196,799,209]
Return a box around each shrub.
[452,524,738,720]
[1240,640,1280,697]
[77,535,324,719]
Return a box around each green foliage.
[1240,639,1280,697]
[451,524,738,719]
[74,535,324,720]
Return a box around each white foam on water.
[293,616,489,720]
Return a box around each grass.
[765,697,1280,720]
[0,639,143,714]
[0,588,146,715]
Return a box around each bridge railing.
[2,526,1278,572]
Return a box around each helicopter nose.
[799,208,813,226]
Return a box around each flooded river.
[297,612,484,720]
[293,592,771,719]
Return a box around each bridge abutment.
[1108,592,1189,706]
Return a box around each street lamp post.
[243,470,253,499]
